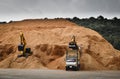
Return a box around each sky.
[0,0,120,21]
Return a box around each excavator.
[69,35,78,49]
[18,32,32,57]
[65,35,80,71]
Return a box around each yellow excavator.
[18,32,32,57]
[69,35,78,49]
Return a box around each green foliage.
[66,16,120,50]
[0,21,7,24]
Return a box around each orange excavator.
[18,32,32,57]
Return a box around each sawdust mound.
[0,19,120,70]
[0,44,66,69]
[0,44,15,61]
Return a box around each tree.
[97,15,104,20]
[73,17,80,21]
[113,17,118,21]
[0,21,7,24]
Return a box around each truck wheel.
[78,64,80,70]
[74,68,78,71]
[66,67,68,71]
[78,67,80,70]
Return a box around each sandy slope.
[0,19,120,70]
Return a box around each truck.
[65,35,80,71]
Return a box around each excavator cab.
[18,44,24,51]
[69,35,78,49]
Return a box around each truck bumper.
[66,65,78,70]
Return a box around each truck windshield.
[67,49,78,57]
[68,50,78,53]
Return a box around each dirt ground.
[0,19,120,70]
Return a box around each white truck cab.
[65,49,80,71]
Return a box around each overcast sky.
[0,0,120,21]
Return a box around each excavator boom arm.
[20,32,26,46]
